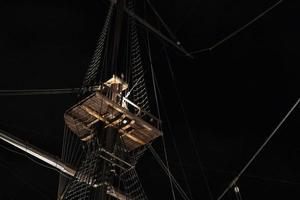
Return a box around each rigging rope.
[145,0,181,46]
[154,75,194,198]
[216,97,300,200]
[190,0,283,55]
[63,142,98,200]
[145,17,176,199]
[148,145,192,200]
[124,6,193,58]
[162,46,214,200]
[121,168,148,200]
[0,142,70,179]
[0,88,91,96]
[82,2,114,87]
[203,165,300,185]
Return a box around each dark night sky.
[0,0,299,199]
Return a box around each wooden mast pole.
[97,0,127,199]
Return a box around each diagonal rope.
[154,75,193,198]
[145,15,176,199]
[163,46,214,200]
[145,0,179,44]
[216,97,300,200]
[190,0,283,55]
[148,144,192,200]
[124,7,193,58]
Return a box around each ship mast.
[60,0,162,198]
[0,0,187,199]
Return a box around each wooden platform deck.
[64,91,162,151]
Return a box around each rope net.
[82,3,114,88]
[128,0,151,114]
[121,168,148,200]
[59,1,156,199]
[62,140,99,200]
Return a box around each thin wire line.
[0,87,98,96]
[70,139,82,166]
[0,143,71,179]
[190,0,283,55]
[64,125,71,164]
[124,6,193,58]
[217,97,300,200]
[149,145,192,200]
[146,0,179,43]
[155,75,194,198]
[163,46,214,200]
[145,4,177,198]
[0,159,53,200]
[68,130,77,166]
[62,124,68,162]
[202,165,300,185]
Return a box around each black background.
[0,0,299,199]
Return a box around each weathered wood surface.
[64,92,162,151]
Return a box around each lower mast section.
[62,75,161,199]
[0,75,162,200]
[0,128,130,200]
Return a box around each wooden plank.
[95,92,162,136]
[80,105,110,124]
[87,118,100,127]
[120,129,145,145]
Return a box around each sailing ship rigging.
[0,0,299,199]
[0,0,192,199]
